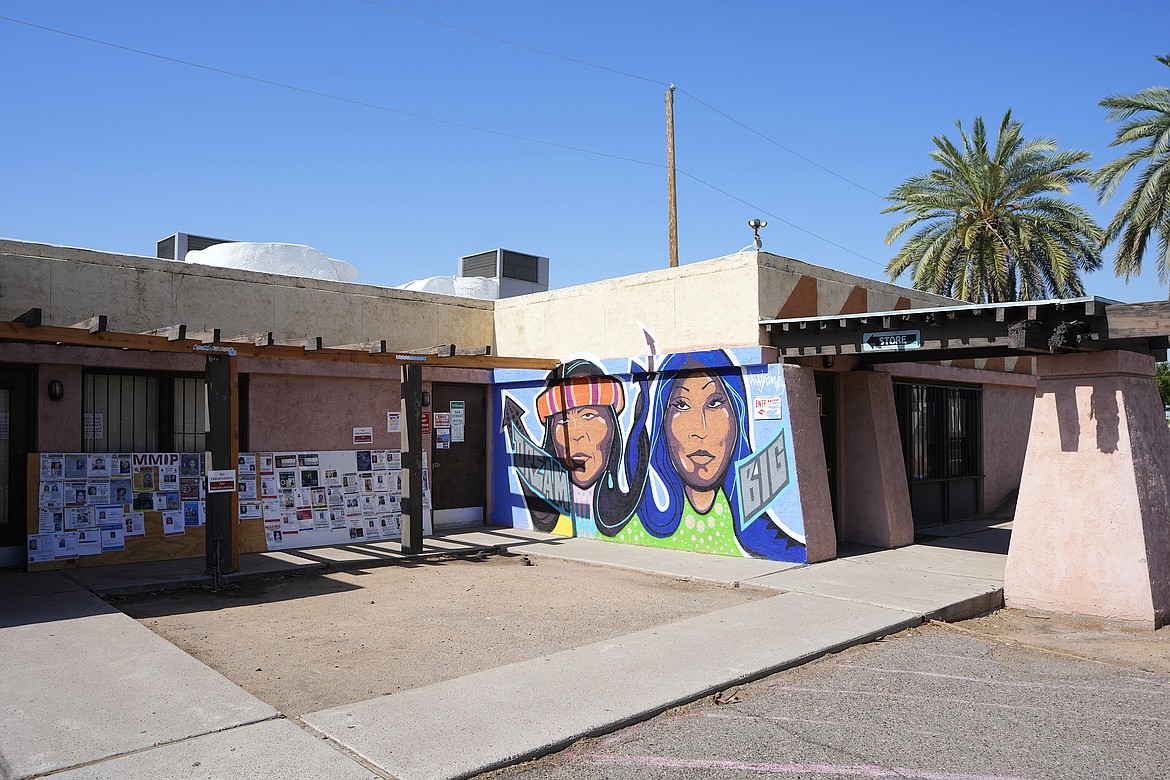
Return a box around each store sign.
[862,330,922,352]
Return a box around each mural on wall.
[493,346,806,563]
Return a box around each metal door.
[429,383,486,529]
[0,367,35,565]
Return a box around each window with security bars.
[83,372,207,453]
[893,382,982,481]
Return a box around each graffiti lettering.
[508,424,572,514]
[736,432,789,524]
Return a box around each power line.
[0,14,662,170]
[678,171,886,269]
[675,89,885,199]
[0,13,885,269]
[357,1,884,200]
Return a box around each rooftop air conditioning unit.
[457,249,549,298]
[156,232,234,262]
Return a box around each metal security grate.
[893,382,982,481]
[83,372,207,453]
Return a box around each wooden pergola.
[4,308,557,574]
[762,297,1170,365]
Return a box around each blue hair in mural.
[634,350,804,561]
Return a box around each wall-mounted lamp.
[822,355,835,369]
[420,390,432,408]
[47,379,65,401]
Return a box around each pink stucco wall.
[782,364,836,562]
[1005,351,1170,626]
[835,371,914,548]
[0,343,488,456]
[980,384,1034,511]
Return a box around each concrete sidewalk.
[1,527,1006,780]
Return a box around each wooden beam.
[187,328,222,344]
[71,315,107,333]
[330,339,389,354]
[221,331,274,346]
[400,344,456,357]
[11,308,43,327]
[448,345,492,357]
[140,324,187,341]
[271,336,323,351]
[0,321,558,369]
[1103,300,1170,340]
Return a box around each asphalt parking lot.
[488,621,1170,780]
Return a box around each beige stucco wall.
[756,252,955,318]
[493,253,764,360]
[494,251,958,362]
[0,239,495,351]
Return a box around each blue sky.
[3,1,1169,303]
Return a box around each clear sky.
[3,1,1169,303]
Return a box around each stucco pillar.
[836,371,914,549]
[1005,351,1170,627]
[781,364,836,563]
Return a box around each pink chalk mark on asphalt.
[567,752,1033,779]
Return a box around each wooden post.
[204,352,240,574]
[400,363,425,554]
[666,83,678,268]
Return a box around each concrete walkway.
[1,526,1006,780]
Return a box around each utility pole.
[666,84,678,268]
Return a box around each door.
[0,366,36,566]
[429,383,487,529]
[814,372,839,528]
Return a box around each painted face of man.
[664,371,737,498]
[550,405,615,489]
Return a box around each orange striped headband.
[536,376,625,421]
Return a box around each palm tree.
[884,111,1103,303]
[1093,55,1170,294]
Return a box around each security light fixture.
[48,379,64,401]
[421,390,431,408]
[748,219,767,250]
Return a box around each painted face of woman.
[550,405,615,490]
[664,371,737,504]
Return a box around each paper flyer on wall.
[87,454,111,478]
[94,504,123,526]
[238,453,256,476]
[162,510,185,536]
[101,523,126,552]
[111,479,131,505]
[113,453,133,477]
[87,480,111,505]
[41,453,65,479]
[39,509,64,534]
[386,412,401,433]
[53,531,79,559]
[67,506,94,529]
[179,453,200,478]
[77,528,102,556]
[238,478,258,500]
[28,534,54,563]
[123,512,146,539]
[159,465,180,491]
[183,501,203,526]
[64,454,88,479]
[39,481,63,508]
[271,453,294,469]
